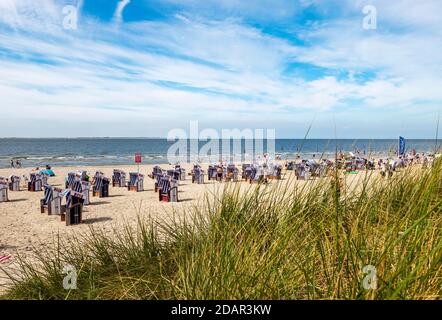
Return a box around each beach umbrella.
[40,169,55,177]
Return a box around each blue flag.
[399,136,406,155]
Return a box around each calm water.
[0,138,438,168]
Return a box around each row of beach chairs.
[113,169,145,192]
[190,163,282,185]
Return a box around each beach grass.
[2,160,441,300]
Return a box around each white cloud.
[0,0,441,137]
[113,0,131,23]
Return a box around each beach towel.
[0,255,11,263]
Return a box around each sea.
[0,138,439,168]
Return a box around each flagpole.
[435,112,440,154]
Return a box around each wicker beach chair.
[65,172,76,189]
[73,180,90,205]
[192,166,204,184]
[112,169,126,187]
[0,179,8,202]
[150,166,163,179]
[40,185,63,215]
[267,164,282,180]
[225,164,239,181]
[158,176,178,202]
[175,165,186,181]
[28,173,42,192]
[154,173,164,192]
[128,173,144,192]
[8,175,20,191]
[250,165,266,184]
[92,172,110,198]
[61,190,84,226]
[40,172,49,186]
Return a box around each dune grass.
[2,160,441,300]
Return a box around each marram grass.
[2,160,441,300]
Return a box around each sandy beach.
[0,162,300,290]
[0,159,429,294]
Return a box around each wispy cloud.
[0,0,440,137]
[113,0,131,23]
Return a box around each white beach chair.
[28,173,42,192]
[40,185,63,215]
[8,175,20,191]
[112,169,126,187]
[61,190,84,226]
[0,179,9,202]
[158,176,178,202]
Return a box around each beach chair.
[112,169,126,187]
[167,169,180,181]
[250,165,266,184]
[158,176,178,202]
[0,180,8,202]
[40,172,49,186]
[128,173,144,192]
[208,165,215,181]
[286,162,295,171]
[267,164,282,180]
[192,166,204,184]
[215,165,224,182]
[28,173,42,192]
[61,190,84,226]
[225,164,239,182]
[154,173,163,192]
[40,185,63,215]
[92,176,110,198]
[65,172,77,189]
[8,175,20,191]
[295,164,307,180]
[72,180,91,205]
[150,166,163,179]
[174,165,186,181]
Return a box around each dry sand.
[0,161,397,293]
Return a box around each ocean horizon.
[0,138,439,168]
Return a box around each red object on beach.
[0,255,11,263]
[135,153,142,163]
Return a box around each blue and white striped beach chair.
[8,175,20,191]
[128,173,144,192]
[226,164,239,181]
[192,166,204,184]
[92,172,109,198]
[40,185,63,215]
[0,179,8,202]
[151,166,163,179]
[62,190,84,226]
[175,165,186,180]
[65,172,77,189]
[242,164,253,181]
[158,176,178,202]
[112,169,126,187]
[250,165,266,184]
[72,180,90,205]
[28,173,42,192]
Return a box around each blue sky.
[0,0,441,138]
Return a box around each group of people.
[10,159,22,168]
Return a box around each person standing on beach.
[10,159,15,168]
